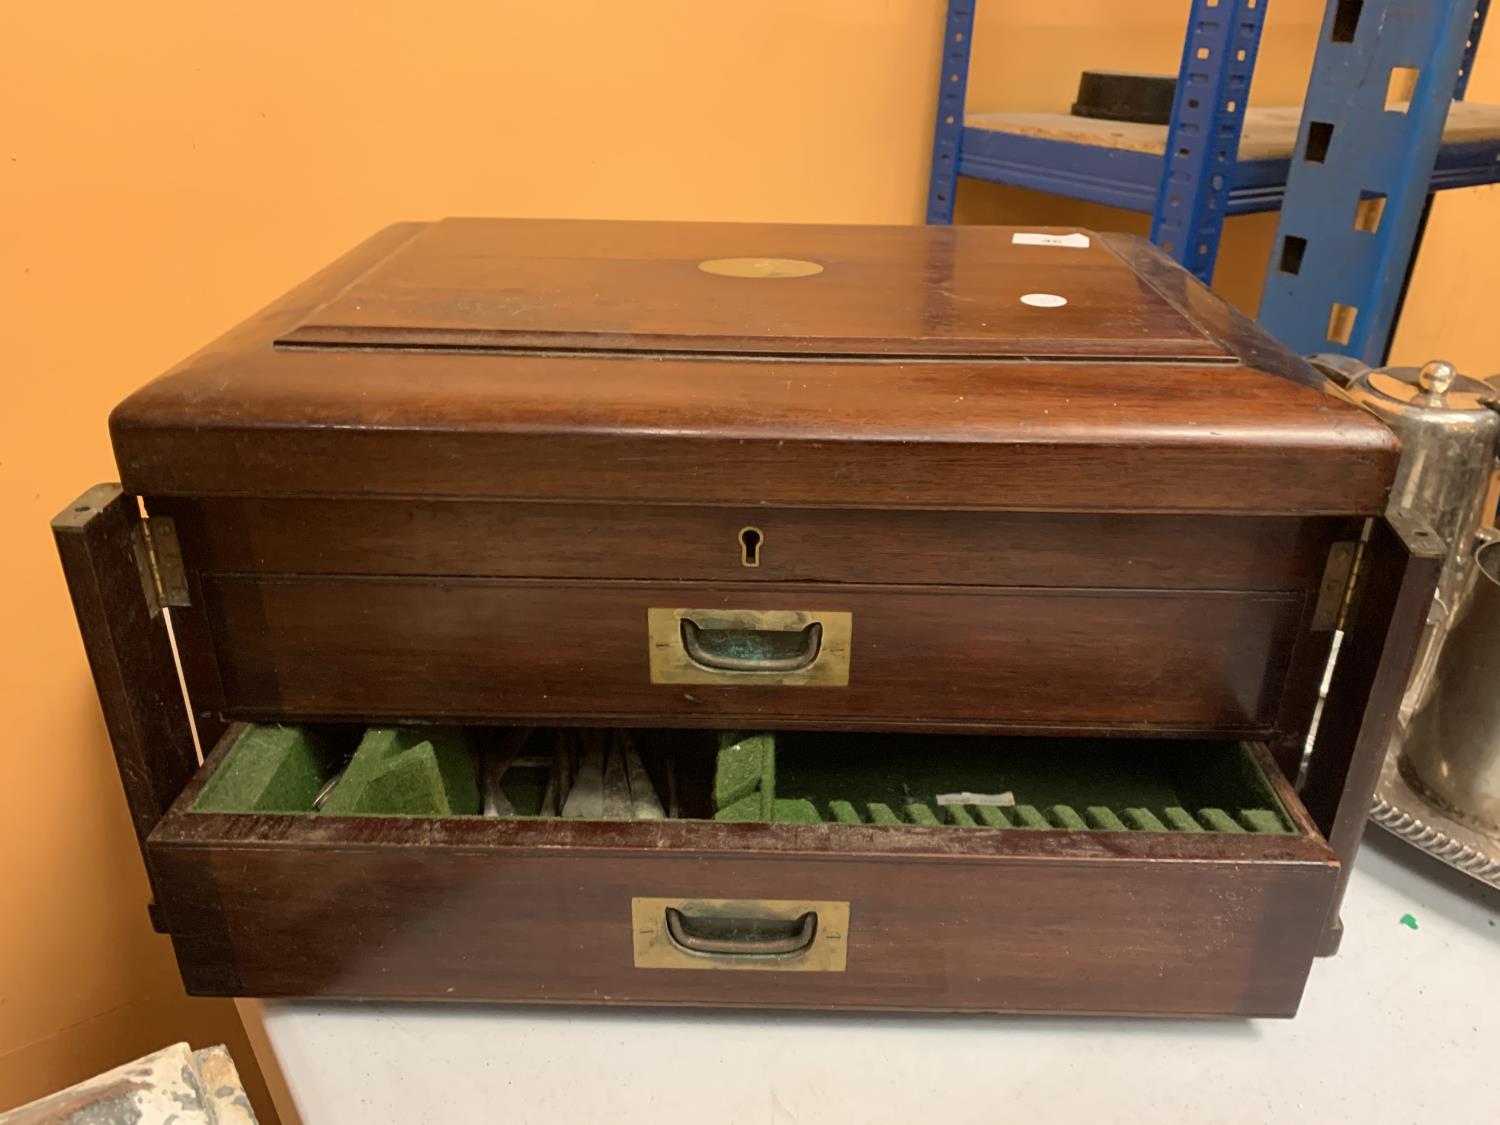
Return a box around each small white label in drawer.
[936,791,1015,807]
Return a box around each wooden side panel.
[157,498,1341,590]
[1302,516,1443,950]
[200,577,1305,732]
[52,485,198,843]
[146,833,1334,1016]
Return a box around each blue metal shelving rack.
[928,0,1500,357]
[1149,0,1269,283]
[1261,0,1489,361]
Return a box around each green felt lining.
[320,727,480,817]
[193,725,1294,835]
[194,724,480,818]
[713,732,775,818]
[192,726,350,813]
[710,731,1294,834]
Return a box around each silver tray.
[1370,744,1500,889]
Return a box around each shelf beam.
[955,125,1500,216]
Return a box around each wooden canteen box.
[55,219,1437,1017]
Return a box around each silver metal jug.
[1399,539,1500,831]
[1309,357,1500,718]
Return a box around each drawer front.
[203,578,1306,732]
[159,498,1342,589]
[147,818,1335,1017]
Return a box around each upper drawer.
[200,577,1309,734]
[155,499,1346,590]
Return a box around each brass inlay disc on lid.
[697,257,824,278]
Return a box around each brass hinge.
[131,516,190,616]
[1311,539,1361,631]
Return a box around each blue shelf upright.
[926,2,977,225]
[1457,0,1493,97]
[1150,1,1270,282]
[1259,0,1489,361]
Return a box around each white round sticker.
[1020,292,1068,308]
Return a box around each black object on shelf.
[1071,71,1177,125]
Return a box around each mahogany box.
[54,218,1437,1017]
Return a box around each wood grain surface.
[109,220,1398,515]
[63,218,1422,1014]
[155,497,1343,590]
[201,576,1305,732]
[1301,516,1443,952]
[147,735,1336,1016]
[52,486,199,844]
[277,217,1230,359]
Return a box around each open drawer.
[145,724,1339,1017]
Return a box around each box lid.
[276,217,1233,362]
[111,219,1397,515]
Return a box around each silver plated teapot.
[1309,356,1500,719]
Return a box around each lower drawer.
[146,728,1337,1017]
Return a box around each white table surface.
[246,828,1500,1125]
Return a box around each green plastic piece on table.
[866,803,902,826]
[1163,807,1204,832]
[1122,807,1167,831]
[1085,806,1127,831]
[1048,805,1088,830]
[1198,808,1244,833]
[905,803,940,826]
[974,805,1011,828]
[193,725,345,813]
[320,727,479,817]
[1011,805,1051,829]
[944,804,978,827]
[772,799,822,824]
[827,800,863,825]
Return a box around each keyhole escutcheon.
[739,526,763,568]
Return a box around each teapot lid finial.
[1418,359,1458,401]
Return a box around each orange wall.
[1,1,1495,1116]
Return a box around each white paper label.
[1020,292,1068,308]
[1012,232,1090,248]
[935,791,1016,807]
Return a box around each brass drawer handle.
[664,907,818,957]
[647,609,852,686]
[679,618,823,674]
[632,897,849,971]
